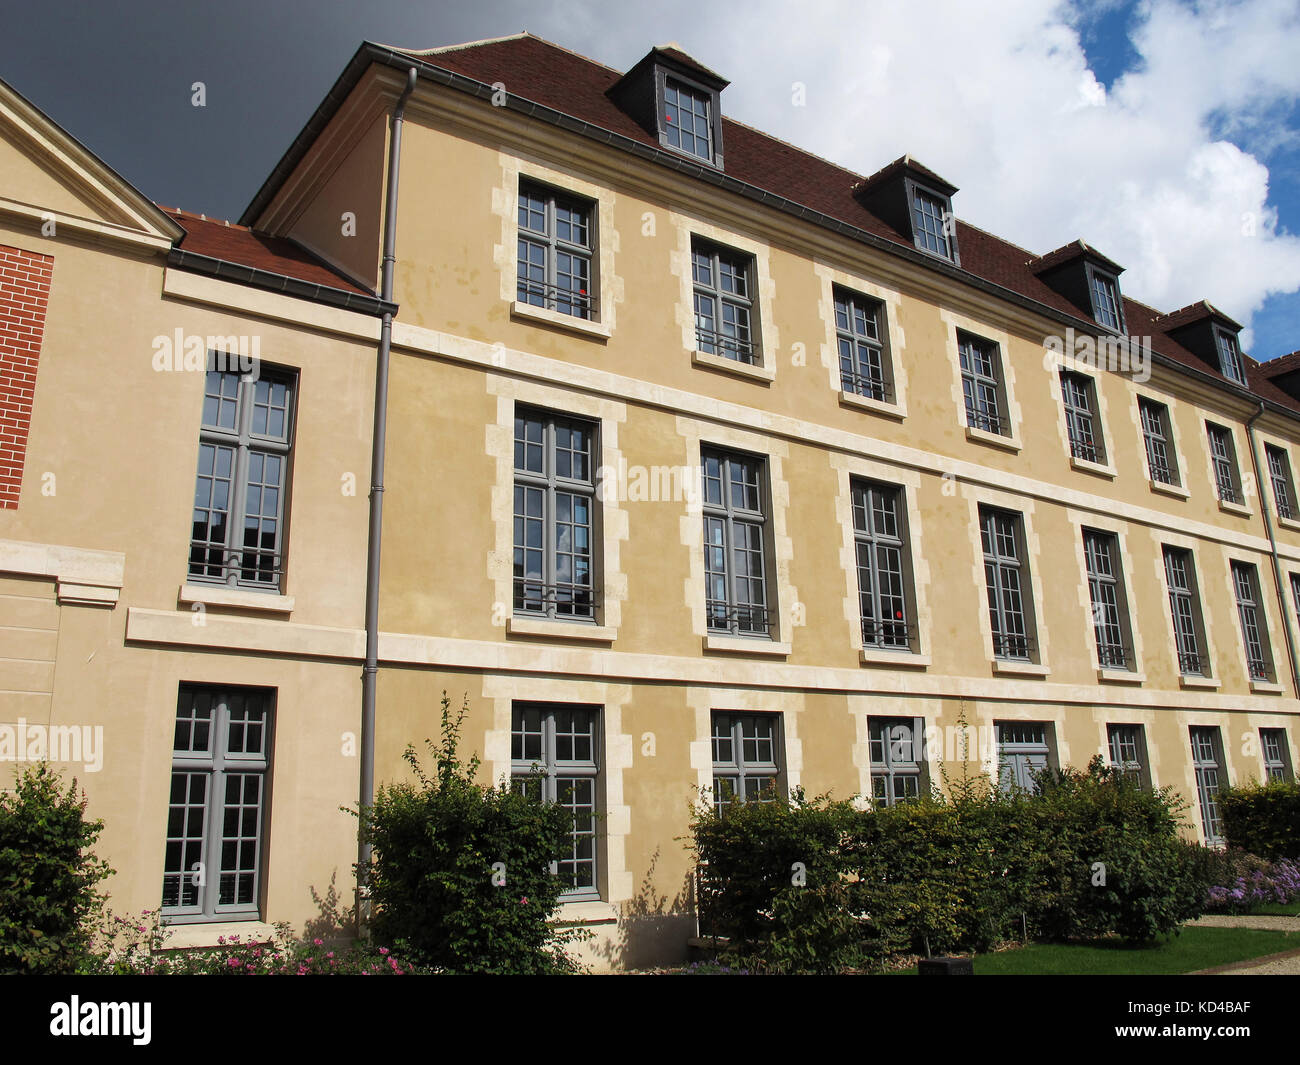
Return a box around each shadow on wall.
[589,847,697,972]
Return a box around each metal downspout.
[1246,401,1300,699]
[359,66,418,929]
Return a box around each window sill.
[1099,668,1145,684]
[552,900,619,926]
[991,659,1049,677]
[1276,515,1300,534]
[839,390,904,420]
[1179,675,1221,690]
[704,634,791,656]
[509,300,610,340]
[1071,456,1117,479]
[178,584,294,615]
[965,425,1021,453]
[860,647,930,668]
[1250,679,1285,694]
[691,349,774,383]
[505,617,616,643]
[1219,499,1252,517]
[158,920,277,949]
[1149,479,1189,499]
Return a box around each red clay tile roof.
[1026,239,1125,276]
[1261,350,1300,378]
[1153,299,1243,333]
[160,207,373,297]
[855,154,958,197]
[654,45,729,87]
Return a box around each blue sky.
[1,0,1296,359]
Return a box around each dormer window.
[607,47,728,169]
[663,78,713,162]
[911,186,953,259]
[1089,268,1124,332]
[1216,327,1246,385]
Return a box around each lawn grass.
[1242,899,1300,917]
[896,926,1300,975]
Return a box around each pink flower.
[520,897,529,905]
[326,951,334,959]
[313,938,324,946]
[226,956,240,968]
[378,947,389,956]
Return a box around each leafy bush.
[0,763,113,974]
[1220,780,1300,860]
[1198,849,1300,913]
[359,693,586,974]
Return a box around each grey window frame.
[1231,560,1274,682]
[1260,728,1294,783]
[981,507,1036,661]
[1107,723,1150,788]
[710,711,783,816]
[1084,529,1134,670]
[188,360,295,592]
[958,331,1007,436]
[1215,327,1246,385]
[1061,371,1105,464]
[834,287,893,402]
[692,238,759,364]
[869,716,926,806]
[516,179,596,320]
[654,69,724,168]
[702,447,772,638]
[161,684,274,924]
[1266,445,1296,521]
[1164,546,1208,676]
[1190,725,1227,844]
[1206,422,1243,504]
[996,721,1053,794]
[510,702,601,901]
[1139,398,1180,486]
[1086,264,1125,332]
[852,480,914,651]
[513,406,599,622]
[908,180,957,262]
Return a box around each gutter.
[358,64,418,929]
[167,248,396,317]
[241,44,1300,427]
[1245,402,1300,699]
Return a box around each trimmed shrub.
[1219,780,1300,860]
[0,763,113,974]
[360,693,585,974]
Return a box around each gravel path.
[1189,915,1300,932]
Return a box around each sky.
[2,0,1299,359]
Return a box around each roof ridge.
[161,205,250,232]
[395,31,625,76]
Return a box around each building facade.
[2,34,1299,969]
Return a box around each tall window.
[869,717,925,806]
[692,239,758,364]
[1163,547,1206,676]
[981,507,1034,660]
[516,181,594,319]
[958,332,1006,435]
[162,685,273,921]
[852,481,912,650]
[1206,423,1242,504]
[663,78,713,162]
[1084,530,1132,670]
[1266,445,1296,521]
[1107,724,1149,787]
[1260,728,1293,783]
[1061,372,1104,463]
[1139,398,1180,486]
[711,712,781,816]
[1231,561,1274,682]
[835,288,891,402]
[1216,328,1246,385]
[997,722,1052,794]
[189,363,295,591]
[513,408,597,621]
[1190,726,1226,844]
[511,704,600,899]
[911,187,952,259]
[702,449,771,637]
[1090,270,1123,331]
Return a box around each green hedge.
[1220,780,1300,860]
[690,758,1207,973]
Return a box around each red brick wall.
[0,244,53,509]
